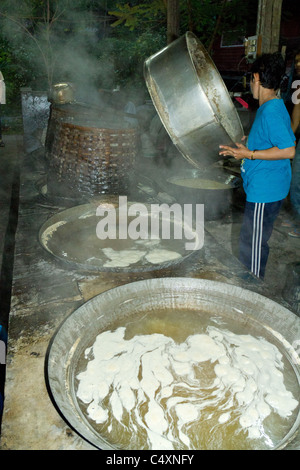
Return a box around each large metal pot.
[165,168,240,220]
[46,278,300,450]
[144,32,244,168]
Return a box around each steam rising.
[1,3,237,220]
[0,1,122,104]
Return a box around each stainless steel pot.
[165,168,239,220]
[144,32,244,168]
[46,278,300,450]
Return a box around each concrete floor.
[0,133,299,433]
[0,135,23,329]
[0,134,23,429]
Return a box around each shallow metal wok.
[45,278,300,450]
[38,200,200,272]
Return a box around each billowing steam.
[0,1,118,105]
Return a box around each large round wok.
[38,200,200,272]
[45,278,300,450]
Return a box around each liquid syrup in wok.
[42,213,192,269]
[74,309,300,450]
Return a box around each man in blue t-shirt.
[219,53,296,279]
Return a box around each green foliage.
[0,0,109,91]
[94,28,166,90]
[0,0,258,109]
[109,1,166,31]
[108,0,257,47]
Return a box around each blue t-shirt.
[241,98,295,203]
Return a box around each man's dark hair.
[251,53,285,90]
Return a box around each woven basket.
[45,104,105,158]
[48,121,137,196]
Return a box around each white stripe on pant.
[251,202,265,277]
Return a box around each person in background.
[0,71,6,147]
[287,50,300,238]
[219,53,296,279]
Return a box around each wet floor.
[0,134,23,429]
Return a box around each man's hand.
[219,142,251,160]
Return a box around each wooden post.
[167,0,180,44]
[256,0,283,54]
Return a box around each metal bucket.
[144,32,244,169]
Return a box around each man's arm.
[219,143,295,160]
[291,102,300,134]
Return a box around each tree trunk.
[256,0,283,54]
[207,0,228,54]
[167,0,180,44]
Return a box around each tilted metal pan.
[144,32,244,169]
